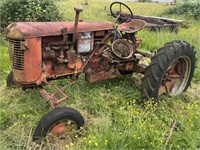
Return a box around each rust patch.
[85,71,112,83]
[13,38,42,84]
[118,19,146,33]
[6,22,113,39]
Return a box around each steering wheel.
[110,2,133,23]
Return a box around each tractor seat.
[118,19,146,33]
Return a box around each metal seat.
[118,19,146,33]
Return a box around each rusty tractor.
[5,2,196,142]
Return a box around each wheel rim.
[158,56,191,96]
[48,120,77,137]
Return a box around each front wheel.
[33,107,85,142]
[6,71,15,88]
[141,40,196,102]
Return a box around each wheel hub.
[158,56,191,96]
[49,120,76,137]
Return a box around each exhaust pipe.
[73,6,83,43]
[67,6,83,69]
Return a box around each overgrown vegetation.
[0,0,200,149]
[0,0,63,32]
[163,3,200,20]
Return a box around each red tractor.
[5,2,196,142]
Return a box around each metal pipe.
[68,6,83,68]
[136,49,153,58]
[73,6,83,44]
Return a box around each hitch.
[39,79,78,108]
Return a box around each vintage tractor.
[5,2,196,142]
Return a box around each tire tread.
[141,40,196,101]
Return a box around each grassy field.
[0,0,200,149]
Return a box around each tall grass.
[0,34,11,86]
[0,0,200,149]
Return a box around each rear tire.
[33,107,85,142]
[141,40,196,102]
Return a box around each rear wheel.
[141,40,196,102]
[33,107,84,142]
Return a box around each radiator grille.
[8,39,25,70]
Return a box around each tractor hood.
[6,21,114,40]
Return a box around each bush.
[0,0,63,32]
[163,3,200,20]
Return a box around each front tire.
[141,40,196,102]
[33,107,85,142]
[6,71,15,88]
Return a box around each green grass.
[0,0,200,149]
[58,0,173,21]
